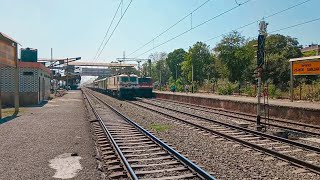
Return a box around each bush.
[268,84,281,99]
[242,85,256,97]
[293,82,320,101]
[217,80,238,95]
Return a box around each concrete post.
[14,44,19,114]
[0,68,2,119]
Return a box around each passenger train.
[92,74,153,99]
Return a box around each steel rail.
[88,90,216,180]
[83,90,138,180]
[150,98,320,136]
[138,100,320,153]
[155,98,320,130]
[130,101,320,174]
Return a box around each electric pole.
[191,64,194,93]
[148,59,152,77]
[256,20,268,130]
[66,58,69,90]
[176,64,178,80]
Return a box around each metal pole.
[159,70,162,91]
[257,68,262,128]
[175,65,178,80]
[191,64,194,93]
[256,20,268,130]
[66,58,69,90]
[148,59,152,77]
[137,61,141,76]
[290,61,294,102]
[14,43,19,114]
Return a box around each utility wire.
[269,17,320,34]
[96,0,133,60]
[128,0,212,57]
[244,17,320,40]
[205,0,312,42]
[134,0,252,58]
[94,1,122,60]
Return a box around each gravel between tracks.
[91,90,320,180]
[148,99,320,148]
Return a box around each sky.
[1,0,319,64]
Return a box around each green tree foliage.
[264,34,302,89]
[181,41,213,86]
[149,52,170,85]
[165,48,186,80]
[141,61,151,77]
[214,31,254,83]
[302,49,317,57]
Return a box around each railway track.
[149,98,320,136]
[83,89,215,180]
[129,99,320,174]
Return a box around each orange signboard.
[0,41,15,67]
[292,60,320,75]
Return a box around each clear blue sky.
[1,0,319,63]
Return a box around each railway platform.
[0,90,98,179]
[154,91,320,125]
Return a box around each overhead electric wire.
[96,0,133,60]
[94,1,122,60]
[204,0,312,42]
[127,0,212,57]
[269,17,320,34]
[134,0,252,58]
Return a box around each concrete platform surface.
[155,91,320,110]
[0,91,99,179]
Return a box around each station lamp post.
[175,64,179,80]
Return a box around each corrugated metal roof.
[289,55,320,62]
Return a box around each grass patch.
[149,123,171,132]
[1,108,25,117]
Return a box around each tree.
[148,52,170,86]
[181,41,213,86]
[214,31,254,83]
[166,48,186,80]
[264,34,302,89]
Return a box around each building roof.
[0,32,20,45]
[289,55,320,62]
[19,62,51,75]
[301,45,320,52]
[68,61,136,67]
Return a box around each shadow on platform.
[24,100,48,108]
[0,112,19,125]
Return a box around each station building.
[0,32,51,106]
[1,62,51,106]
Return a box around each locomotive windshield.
[130,77,137,82]
[138,78,151,84]
[120,77,129,82]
